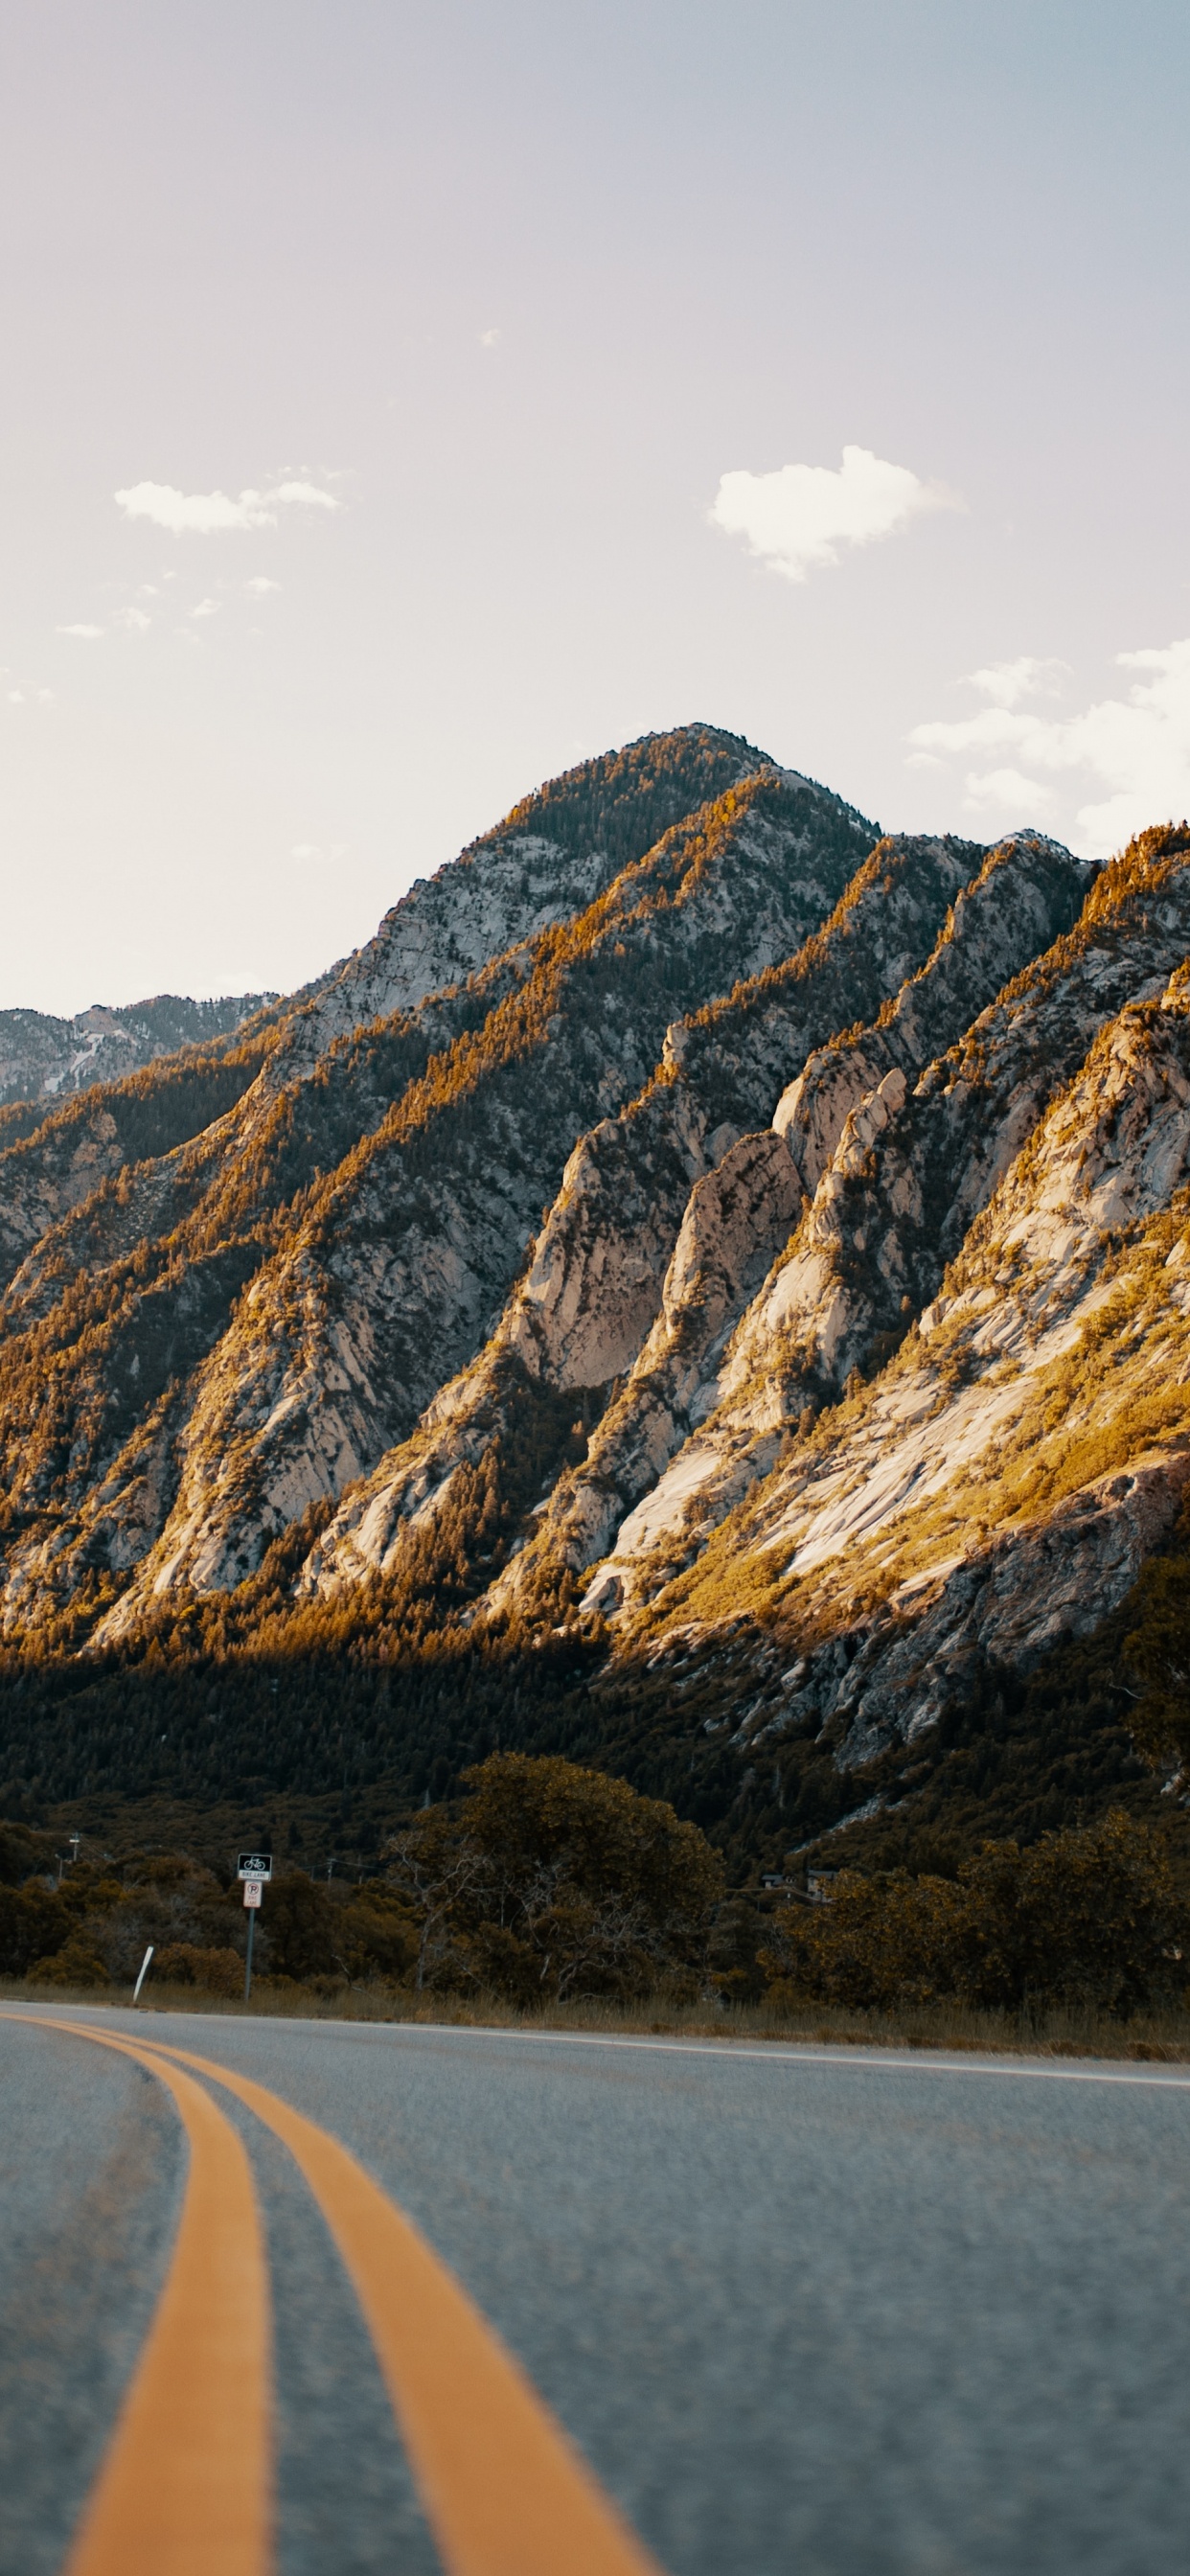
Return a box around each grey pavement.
[3,2007,1189,2574]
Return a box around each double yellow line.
[6,2013,664,2576]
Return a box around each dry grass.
[5,1975,1189,2063]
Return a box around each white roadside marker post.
[236,1852,273,2003]
[132,1944,154,2005]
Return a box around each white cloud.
[118,606,151,632]
[709,443,960,583]
[909,640,1190,857]
[57,623,103,638]
[478,327,500,347]
[8,690,24,704]
[962,766,1054,812]
[244,576,281,595]
[268,479,340,512]
[965,656,1067,709]
[114,478,342,533]
[191,598,220,619]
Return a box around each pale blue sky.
[2,1,1188,1012]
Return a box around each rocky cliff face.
[0,728,873,1639]
[1,724,1188,1862]
[610,943,1190,1799]
[93,764,872,1621]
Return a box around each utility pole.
[56,1832,81,1888]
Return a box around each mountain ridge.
[0,991,275,1115]
[0,725,1187,1888]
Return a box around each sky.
[2,0,1189,1016]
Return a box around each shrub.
[153,1942,243,1997]
[762,1812,1187,2015]
[0,1881,72,1975]
[28,1938,109,1988]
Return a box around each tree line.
[3,1766,1186,2021]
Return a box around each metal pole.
[243,1906,256,2004]
[132,1944,154,2005]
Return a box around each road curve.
[3,2005,1189,2575]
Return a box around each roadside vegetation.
[4,1760,1188,2058]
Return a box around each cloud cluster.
[710,444,958,583]
[962,656,1067,710]
[908,641,1190,857]
[114,479,340,534]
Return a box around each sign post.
[237,1852,272,2003]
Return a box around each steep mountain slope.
[264,724,762,1080]
[2,722,1189,1882]
[0,992,272,1110]
[303,830,1085,1605]
[0,732,872,1643]
[603,937,1190,1846]
[568,826,1190,1617]
[0,726,759,1282]
[91,767,872,1624]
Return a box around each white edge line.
[10,2002,1190,2091]
[386,2024,1190,2089]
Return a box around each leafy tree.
[257,1872,342,1982]
[0,1881,73,1975]
[1123,1529,1190,1770]
[385,1811,489,1991]
[332,1889,419,1986]
[386,1753,723,2002]
[761,1811,1187,2015]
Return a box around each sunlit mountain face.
[2,725,1187,1879]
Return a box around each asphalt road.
[2,2006,1189,2576]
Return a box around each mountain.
[0,992,274,1112]
[0,724,1187,1884]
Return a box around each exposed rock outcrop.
[3,716,1190,1869]
[80,759,875,1625]
[601,938,1190,1774]
[302,830,994,1600]
[572,830,1190,1606]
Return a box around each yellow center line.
[131,2025,667,2576]
[1,2013,272,2576]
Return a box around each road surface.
[1,2004,1188,2574]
